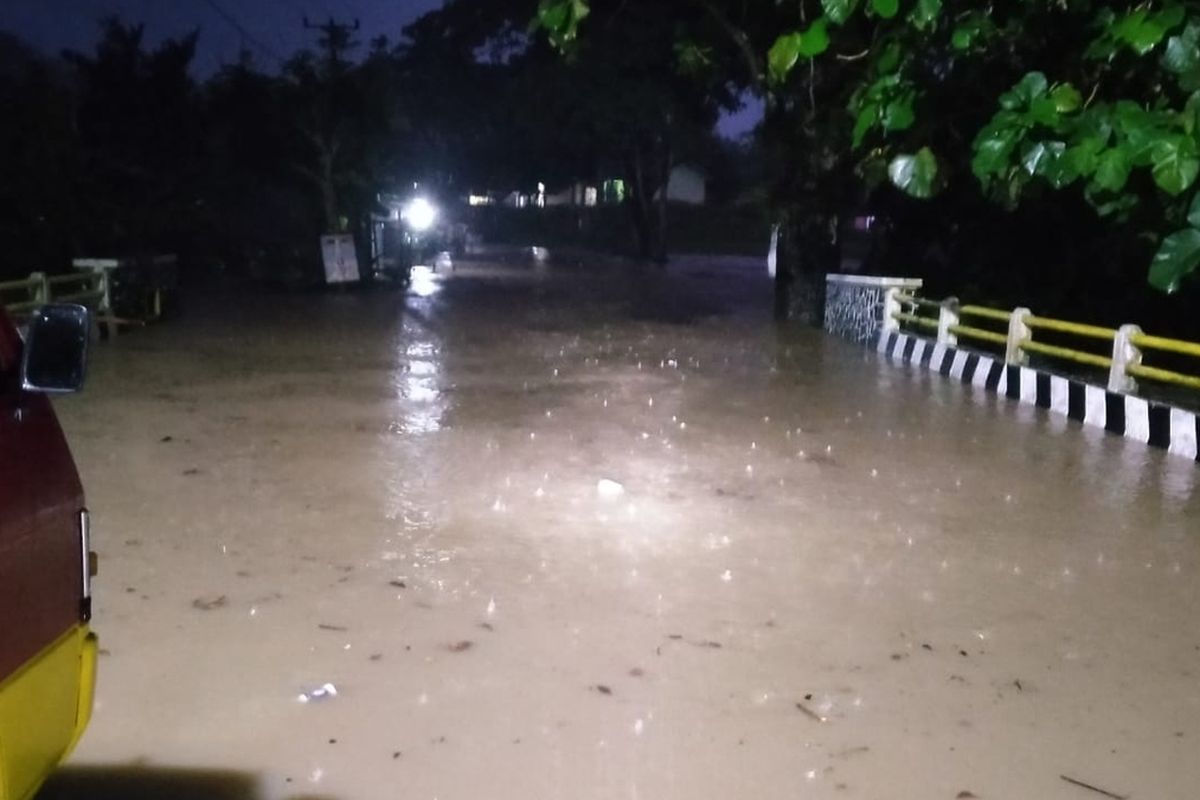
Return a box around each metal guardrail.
[4,257,176,336]
[885,291,1200,394]
[2,271,107,312]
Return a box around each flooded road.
[44,252,1200,800]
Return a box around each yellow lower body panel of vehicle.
[0,626,97,800]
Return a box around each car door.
[0,313,85,684]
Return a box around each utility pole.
[294,16,362,233]
[302,16,360,75]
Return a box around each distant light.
[402,197,437,231]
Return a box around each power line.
[195,0,287,64]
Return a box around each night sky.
[0,0,760,137]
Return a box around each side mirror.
[21,304,90,394]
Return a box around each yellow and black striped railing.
[887,291,1200,394]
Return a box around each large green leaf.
[820,0,861,25]
[1050,84,1083,114]
[797,18,831,57]
[1151,136,1200,195]
[871,0,899,20]
[1163,22,1200,72]
[852,106,876,148]
[971,124,1019,178]
[881,91,916,132]
[768,32,803,83]
[1094,147,1132,192]
[910,0,942,30]
[1061,137,1105,178]
[1149,228,1200,292]
[1112,8,1168,55]
[889,147,938,198]
[999,72,1048,110]
[1022,141,1065,178]
[1189,192,1200,228]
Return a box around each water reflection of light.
[410,265,441,297]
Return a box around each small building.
[658,164,707,205]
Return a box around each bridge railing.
[886,291,1200,395]
[2,271,110,316]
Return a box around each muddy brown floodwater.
[40,252,1200,800]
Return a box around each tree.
[534,0,1200,298]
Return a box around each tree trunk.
[624,145,654,260]
[652,138,671,264]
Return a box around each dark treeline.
[0,7,745,287]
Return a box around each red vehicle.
[0,304,97,800]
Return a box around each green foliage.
[1150,228,1200,292]
[536,0,1200,292]
[888,148,938,199]
[870,0,899,20]
[768,19,830,84]
[820,0,860,26]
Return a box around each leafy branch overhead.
[534,0,1200,293]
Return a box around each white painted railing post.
[1109,324,1143,393]
[882,287,902,335]
[1006,307,1032,365]
[97,269,113,314]
[29,272,49,304]
[937,297,959,347]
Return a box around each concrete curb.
[877,330,1200,463]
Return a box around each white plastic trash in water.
[597,479,626,498]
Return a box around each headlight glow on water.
[402,197,438,232]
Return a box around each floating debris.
[593,685,613,695]
[389,580,407,589]
[318,623,348,632]
[192,595,228,611]
[597,478,626,498]
[1059,775,1127,800]
[795,702,826,723]
[297,683,338,703]
[446,640,474,653]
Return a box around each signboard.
[320,234,360,284]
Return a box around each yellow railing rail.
[895,292,943,310]
[1128,363,1200,391]
[884,289,1200,396]
[948,324,1007,347]
[1130,333,1200,359]
[894,312,938,330]
[959,305,1011,323]
[1025,316,1115,341]
[1021,340,1113,370]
